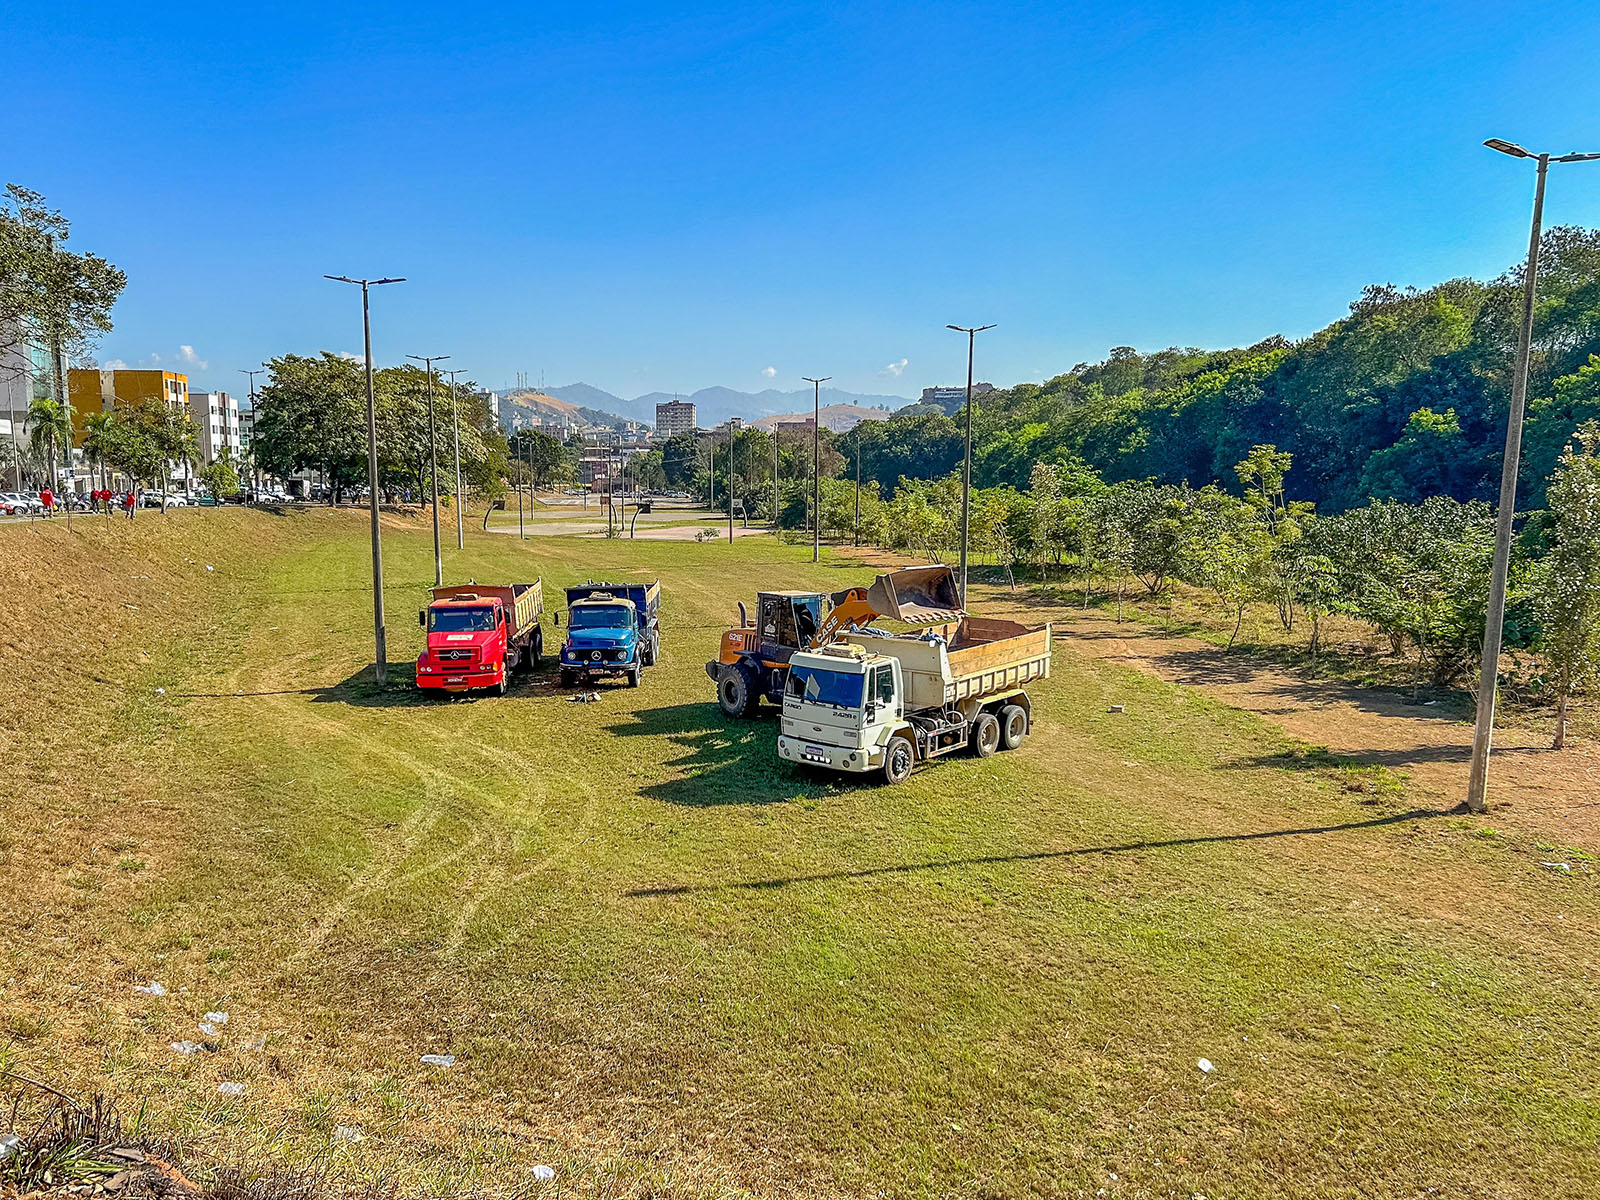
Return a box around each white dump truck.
[777,615,1052,784]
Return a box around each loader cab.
[757,591,824,651]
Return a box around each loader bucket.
[864,565,963,625]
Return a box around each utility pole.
[854,442,861,548]
[443,368,468,548]
[772,425,780,530]
[515,431,525,539]
[728,420,736,543]
[325,274,405,685]
[407,353,449,586]
[240,366,264,494]
[802,377,830,563]
[1466,140,1600,813]
[946,324,995,607]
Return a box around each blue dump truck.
[557,580,662,688]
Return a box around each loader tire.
[717,664,759,718]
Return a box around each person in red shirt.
[38,485,54,516]
[124,490,137,520]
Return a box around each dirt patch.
[1043,609,1600,848]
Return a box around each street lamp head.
[947,323,997,334]
[1484,139,1533,159]
[1553,151,1600,164]
[324,274,406,286]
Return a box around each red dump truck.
[416,582,545,696]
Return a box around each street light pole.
[443,368,468,549]
[854,442,861,548]
[728,420,736,543]
[239,366,264,493]
[946,324,995,607]
[407,354,450,586]
[325,274,405,686]
[1466,140,1600,813]
[802,376,830,563]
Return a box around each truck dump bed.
[430,582,544,639]
[565,580,660,618]
[845,616,1051,711]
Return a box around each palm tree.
[26,396,72,492]
[82,410,121,506]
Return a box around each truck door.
[869,664,896,719]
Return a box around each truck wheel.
[717,665,758,718]
[971,712,1001,758]
[883,737,914,784]
[560,667,575,688]
[531,630,543,670]
[627,664,641,688]
[495,672,508,697]
[999,704,1028,750]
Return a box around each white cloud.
[104,358,128,370]
[177,344,208,370]
[761,366,777,378]
[880,358,908,377]
[337,351,363,362]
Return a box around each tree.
[198,448,242,501]
[102,396,171,492]
[252,354,366,499]
[162,406,200,498]
[26,395,71,486]
[1537,420,1600,748]
[82,409,121,497]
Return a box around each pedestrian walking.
[39,485,54,517]
[124,489,137,520]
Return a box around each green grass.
[3,508,1598,1199]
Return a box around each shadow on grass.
[605,701,824,807]
[179,661,563,708]
[627,805,1460,897]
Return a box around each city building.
[654,399,697,438]
[188,390,242,461]
[0,320,56,488]
[775,417,815,437]
[69,368,191,489]
[920,382,995,408]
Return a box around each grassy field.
[3,508,1597,1199]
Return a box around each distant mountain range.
[539,382,911,430]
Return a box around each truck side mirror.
[418,608,426,628]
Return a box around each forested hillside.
[855,227,1600,512]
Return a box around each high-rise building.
[69,368,191,488]
[654,399,697,438]
[920,382,995,409]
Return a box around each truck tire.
[999,704,1028,750]
[717,664,759,718]
[627,664,641,688]
[882,737,915,785]
[560,667,575,688]
[495,671,508,697]
[971,712,1001,758]
[531,629,543,670]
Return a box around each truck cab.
[558,582,661,687]
[778,645,903,775]
[418,596,512,693]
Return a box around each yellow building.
[68,368,189,445]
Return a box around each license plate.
[803,745,830,763]
[447,676,465,684]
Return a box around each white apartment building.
[188,390,242,461]
[654,399,697,438]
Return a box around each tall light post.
[802,376,830,562]
[406,353,449,586]
[325,274,405,685]
[728,419,736,543]
[853,440,861,548]
[947,324,995,606]
[239,366,265,493]
[1465,140,1600,813]
[442,367,468,549]
[772,424,780,530]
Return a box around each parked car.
[143,491,189,508]
[1,492,42,514]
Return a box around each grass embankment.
[2,509,1597,1199]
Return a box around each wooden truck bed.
[846,616,1051,711]
[430,581,544,639]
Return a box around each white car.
[1,492,42,515]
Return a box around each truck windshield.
[430,606,495,632]
[787,663,864,709]
[570,605,630,629]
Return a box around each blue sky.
[10,0,1600,404]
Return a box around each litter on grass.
[532,1166,556,1182]
[134,981,167,996]
[0,1134,23,1158]
[1197,1058,1214,1074]
[203,1011,229,1024]
[217,1082,247,1097]
[170,1041,204,1056]
[566,692,602,703]
[1540,861,1573,873]
[419,1054,456,1068]
[334,1126,364,1144]
[198,1023,219,1037]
